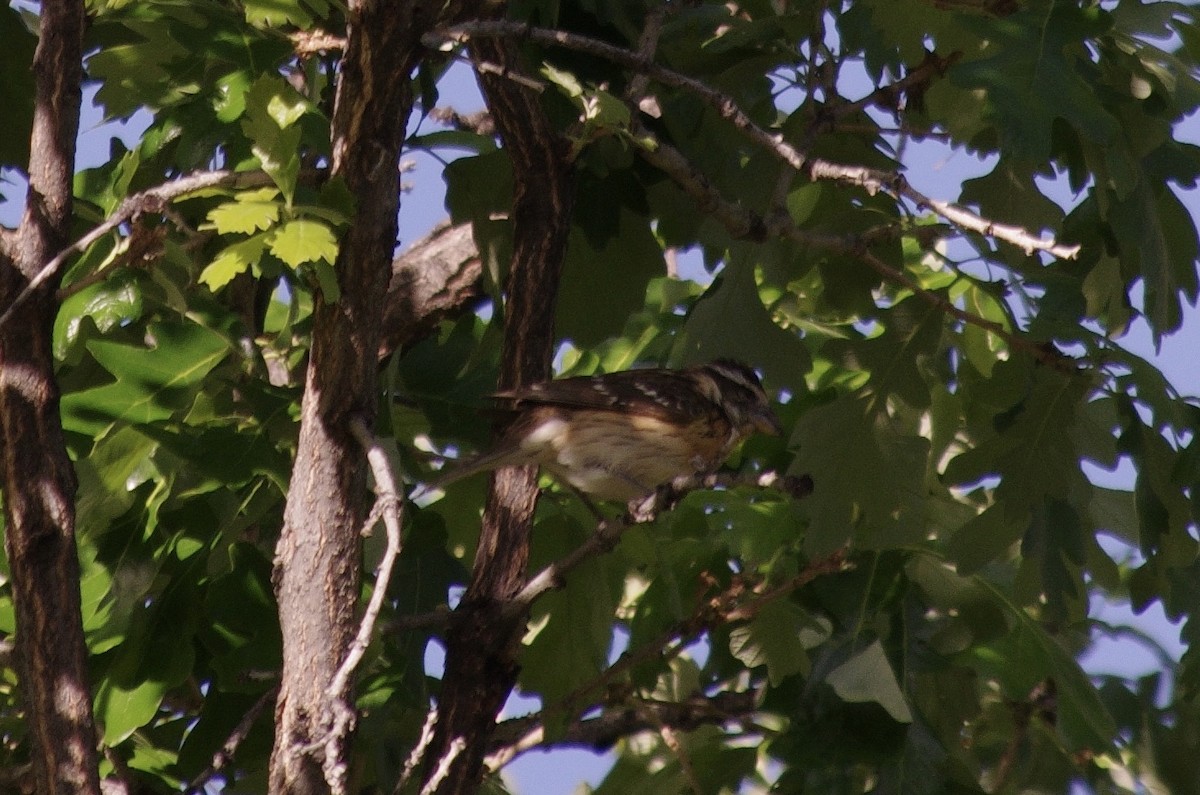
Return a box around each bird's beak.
[753,406,783,437]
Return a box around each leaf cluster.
[3,0,1200,793]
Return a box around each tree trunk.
[424,35,576,795]
[269,3,479,792]
[0,1,101,793]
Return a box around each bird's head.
[696,359,783,438]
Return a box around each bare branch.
[486,690,760,770]
[55,219,167,302]
[632,123,1074,370]
[379,221,484,359]
[658,722,702,795]
[623,3,672,101]
[420,738,466,795]
[290,28,347,55]
[826,50,962,122]
[393,707,440,795]
[0,169,278,329]
[309,416,409,791]
[185,686,279,794]
[428,107,496,136]
[558,549,850,718]
[507,471,805,621]
[424,20,1081,260]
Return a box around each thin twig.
[631,120,1073,370]
[334,420,407,688]
[826,51,962,123]
[308,417,408,793]
[558,549,849,718]
[0,169,278,328]
[425,21,1080,260]
[473,59,546,91]
[185,686,279,794]
[504,471,800,621]
[290,29,347,55]
[419,738,465,795]
[657,722,701,795]
[394,707,440,794]
[485,690,761,771]
[624,3,671,101]
[502,514,629,621]
[396,471,811,634]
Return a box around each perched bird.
[421,359,782,502]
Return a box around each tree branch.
[631,119,1073,369]
[424,27,577,794]
[185,686,279,794]
[0,169,279,328]
[485,690,760,771]
[379,221,484,359]
[424,20,1081,260]
[305,417,409,792]
[269,0,471,786]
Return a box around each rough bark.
[0,1,101,793]
[269,3,480,792]
[378,222,483,359]
[424,36,576,795]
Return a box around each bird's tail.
[410,442,527,501]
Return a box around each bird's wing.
[492,369,710,425]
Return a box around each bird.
[419,359,782,503]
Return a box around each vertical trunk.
[0,1,101,793]
[425,36,575,795]
[269,2,477,791]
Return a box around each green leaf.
[201,544,281,690]
[54,272,144,361]
[407,129,498,155]
[556,206,665,347]
[949,4,1118,159]
[945,503,1030,575]
[959,158,1065,237]
[954,281,1011,378]
[973,603,1117,753]
[73,427,160,546]
[792,394,931,554]
[729,600,826,685]
[94,585,198,744]
[825,640,913,723]
[205,198,280,234]
[214,69,252,123]
[829,297,944,409]
[199,234,269,290]
[243,0,329,29]
[1109,182,1199,340]
[672,260,812,391]
[308,259,341,303]
[136,424,290,492]
[268,219,339,268]
[519,509,618,705]
[61,321,232,435]
[786,183,821,225]
[945,360,1090,506]
[1081,254,1131,336]
[540,62,584,97]
[241,75,309,201]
